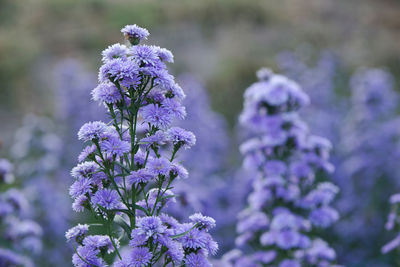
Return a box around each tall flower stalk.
[220,69,341,266]
[67,25,217,267]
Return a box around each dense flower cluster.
[336,68,400,264]
[0,158,43,267]
[219,69,341,266]
[67,24,218,266]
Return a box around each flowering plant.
[67,25,217,267]
[220,69,340,267]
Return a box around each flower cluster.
[220,69,341,266]
[67,24,218,266]
[336,68,400,264]
[0,158,43,267]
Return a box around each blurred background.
[1,0,400,266]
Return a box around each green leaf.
[114,215,131,236]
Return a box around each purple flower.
[154,46,174,63]
[78,121,107,141]
[91,189,121,210]
[83,235,117,254]
[170,163,188,179]
[78,145,96,162]
[189,213,216,231]
[137,216,166,238]
[92,82,122,104]
[65,224,89,242]
[121,25,149,45]
[72,245,105,267]
[141,104,173,129]
[121,247,153,267]
[71,161,98,179]
[185,253,212,267]
[131,45,160,67]
[72,195,88,212]
[101,137,130,156]
[69,178,92,198]
[166,127,196,149]
[162,98,186,119]
[101,43,128,62]
[127,169,154,185]
[140,131,167,147]
[129,229,148,247]
[147,157,171,176]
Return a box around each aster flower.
[91,189,122,210]
[102,43,128,62]
[189,213,216,231]
[147,157,172,176]
[162,98,187,119]
[78,121,108,141]
[101,137,130,157]
[121,24,149,45]
[166,127,196,149]
[66,224,89,243]
[127,169,154,185]
[141,104,173,129]
[92,82,122,104]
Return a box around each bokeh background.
[1,0,400,266]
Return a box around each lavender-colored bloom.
[137,216,166,238]
[127,169,154,185]
[189,213,216,231]
[92,82,122,104]
[72,195,88,212]
[167,127,196,149]
[78,121,107,141]
[170,163,189,179]
[140,131,167,147]
[101,137,130,156]
[121,24,149,45]
[147,157,172,176]
[162,98,187,119]
[66,224,89,242]
[78,145,96,162]
[117,247,153,267]
[72,245,105,267]
[131,45,160,67]
[83,235,117,254]
[185,252,212,267]
[141,104,173,129]
[91,189,121,210]
[102,43,128,62]
[69,178,92,198]
[154,46,174,63]
[71,161,98,179]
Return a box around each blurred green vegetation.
[1,0,400,133]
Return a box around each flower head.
[121,25,149,45]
